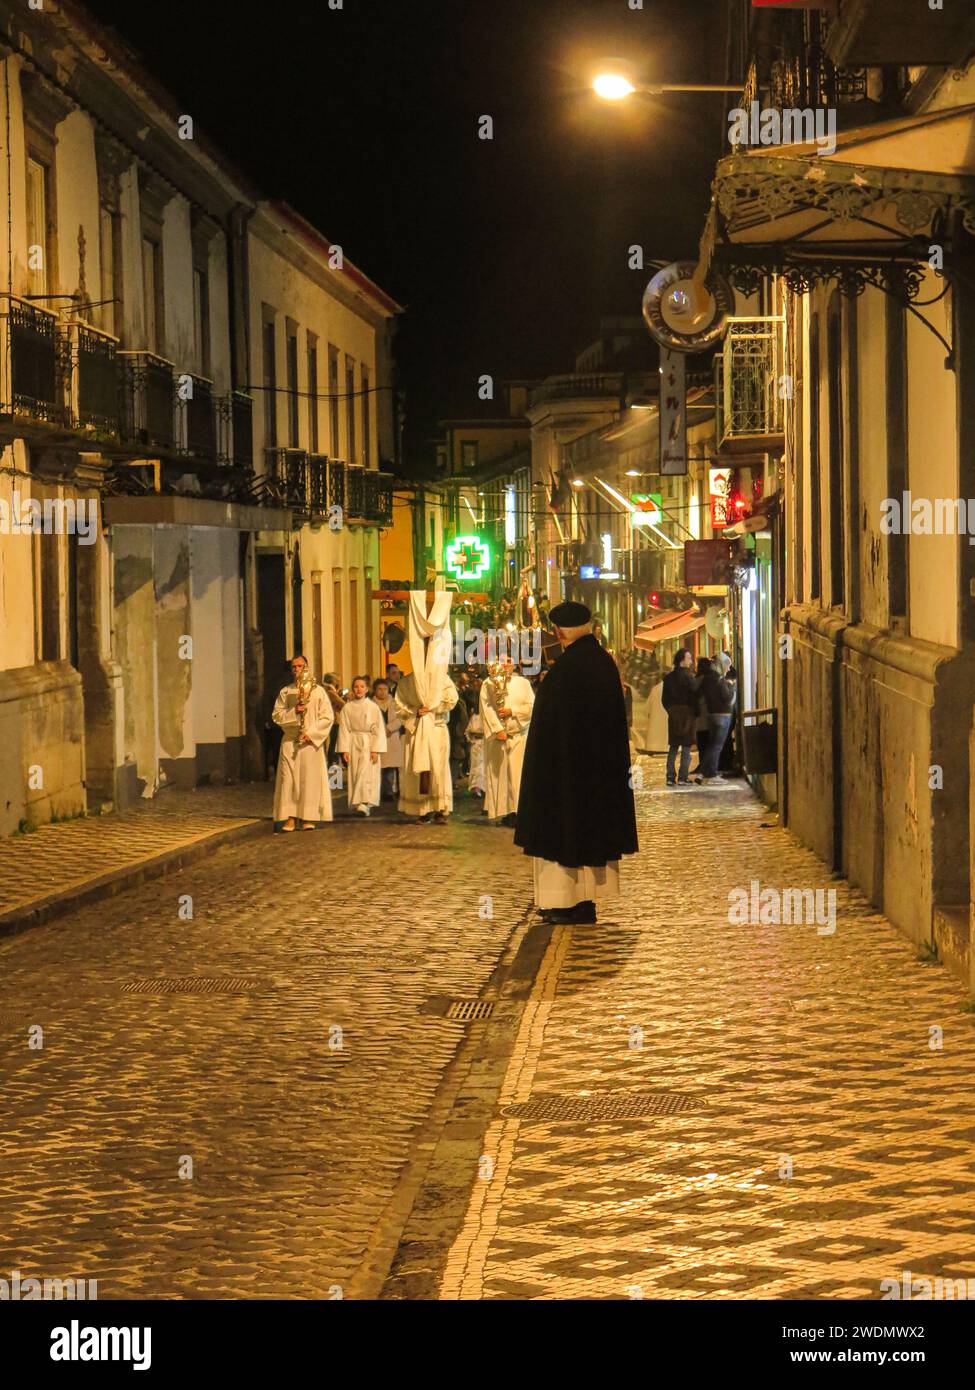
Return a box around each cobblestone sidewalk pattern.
[441,772,975,1300]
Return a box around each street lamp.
[593,70,741,99]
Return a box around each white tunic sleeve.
[335,703,352,753]
[301,687,334,750]
[272,685,299,733]
[508,676,535,733]
[369,701,388,753]
[480,680,502,736]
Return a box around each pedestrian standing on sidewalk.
[698,651,737,784]
[515,601,638,925]
[370,678,402,802]
[337,677,386,816]
[661,647,697,787]
[689,655,713,778]
[271,655,334,831]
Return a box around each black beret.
[549,601,592,627]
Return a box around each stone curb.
[0,818,272,939]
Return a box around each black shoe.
[666,780,676,787]
[539,900,597,926]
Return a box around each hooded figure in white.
[272,655,334,829]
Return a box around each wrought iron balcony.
[364,470,394,526]
[232,391,253,470]
[265,447,308,510]
[0,295,66,426]
[61,321,120,438]
[307,454,329,515]
[118,350,176,452]
[345,463,365,521]
[180,374,216,462]
[715,316,787,457]
[731,10,870,155]
[328,458,346,517]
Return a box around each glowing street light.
[593,72,635,101]
[593,68,741,100]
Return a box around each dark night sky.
[83,0,729,463]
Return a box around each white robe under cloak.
[480,673,534,819]
[337,697,387,808]
[272,683,334,823]
[395,672,458,816]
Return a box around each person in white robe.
[337,677,387,816]
[466,709,486,800]
[395,671,458,822]
[272,655,334,830]
[370,678,403,802]
[480,661,535,824]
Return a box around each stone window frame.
[20,72,70,303]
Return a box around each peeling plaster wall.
[153,527,193,778]
[54,110,99,306]
[113,526,158,793]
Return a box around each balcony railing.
[180,374,216,462]
[307,455,329,515]
[530,373,624,408]
[231,391,253,470]
[345,463,365,521]
[0,295,65,426]
[265,447,308,510]
[715,316,787,455]
[328,458,346,517]
[62,321,120,438]
[365,470,394,526]
[118,350,175,452]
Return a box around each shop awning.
[699,104,975,297]
[633,607,705,651]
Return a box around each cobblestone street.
[3,768,975,1300]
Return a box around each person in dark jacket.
[515,601,638,925]
[690,655,713,777]
[661,648,697,787]
[698,651,737,783]
[448,686,470,785]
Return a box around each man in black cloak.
[514,601,639,924]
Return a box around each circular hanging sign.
[642,260,735,353]
[382,621,406,654]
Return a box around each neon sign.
[445,535,491,581]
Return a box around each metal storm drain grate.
[501,1091,707,1122]
[122,977,259,996]
[445,999,496,1022]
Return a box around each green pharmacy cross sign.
[446,535,491,581]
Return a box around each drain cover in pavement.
[446,999,495,1021]
[501,1091,707,1122]
[122,977,259,995]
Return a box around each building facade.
[0,0,399,834]
[697,1,975,983]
